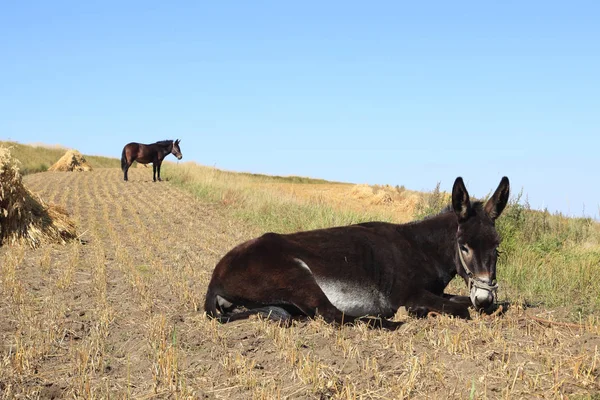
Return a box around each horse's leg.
[124,161,132,181]
[156,161,162,181]
[152,163,157,182]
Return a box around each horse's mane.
[153,140,173,147]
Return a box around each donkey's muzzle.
[176,155,183,160]
[470,286,495,310]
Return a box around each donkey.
[204,176,510,329]
[121,139,182,182]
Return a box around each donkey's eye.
[460,245,469,253]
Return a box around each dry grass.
[0,166,598,399]
[0,147,76,248]
[351,183,422,211]
[164,162,422,230]
[48,150,92,172]
[1,143,599,398]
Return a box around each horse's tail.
[121,147,127,172]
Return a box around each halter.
[457,243,498,295]
[171,141,181,158]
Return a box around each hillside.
[0,141,120,174]
[0,142,599,398]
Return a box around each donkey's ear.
[452,177,471,221]
[175,139,180,144]
[484,176,510,220]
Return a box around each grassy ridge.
[163,162,393,234]
[0,141,120,173]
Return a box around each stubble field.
[1,167,599,399]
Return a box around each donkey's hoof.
[481,302,509,317]
[407,306,430,319]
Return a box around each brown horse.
[204,176,510,329]
[121,139,182,182]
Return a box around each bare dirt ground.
[1,168,599,399]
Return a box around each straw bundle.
[48,150,92,172]
[370,191,394,205]
[350,184,374,200]
[0,147,77,248]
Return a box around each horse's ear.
[452,177,471,221]
[484,176,510,220]
[176,139,180,144]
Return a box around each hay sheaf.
[370,191,394,205]
[350,184,374,200]
[0,147,77,248]
[350,183,422,215]
[351,184,395,205]
[48,150,92,172]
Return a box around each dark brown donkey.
[121,139,182,182]
[205,176,510,329]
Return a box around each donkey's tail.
[120,147,127,172]
[204,285,221,319]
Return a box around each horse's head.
[172,139,183,160]
[452,176,510,311]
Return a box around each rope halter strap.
[457,243,498,294]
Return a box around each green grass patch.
[86,155,121,169]
[495,193,600,316]
[135,264,152,276]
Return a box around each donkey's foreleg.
[407,290,471,319]
[442,294,506,316]
[442,294,472,306]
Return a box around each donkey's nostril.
[471,288,494,310]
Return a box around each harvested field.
[1,167,599,398]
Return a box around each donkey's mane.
[424,200,485,221]
[439,200,484,214]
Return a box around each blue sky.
[1,1,598,217]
